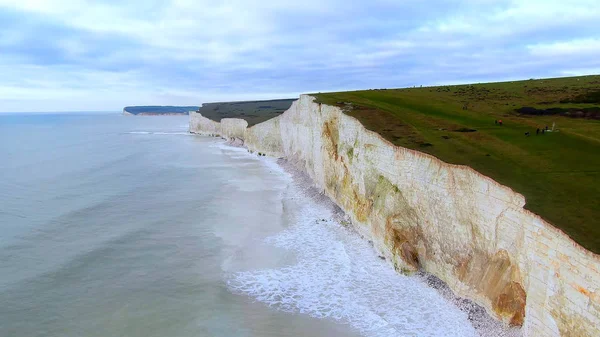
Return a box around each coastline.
[189,95,600,336]
[222,142,504,335]
[275,156,520,336]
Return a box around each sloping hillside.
[314,75,600,252]
[123,106,198,115]
[197,99,295,126]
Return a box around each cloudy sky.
[1,0,599,112]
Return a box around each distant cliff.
[123,106,199,115]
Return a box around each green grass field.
[314,75,600,253]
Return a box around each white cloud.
[0,0,599,111]
[528,39,600,57]
[560,68,600,77]
[421,0,600,38]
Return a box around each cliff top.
[313,75,600,253]
[196,99,295,126]
[124,106,199,115]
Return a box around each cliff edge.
[189,95,600,337]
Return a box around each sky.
[0,0,599,112]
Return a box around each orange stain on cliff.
[573,283,590,296]
[384,216,421,271]
[456,249,526,326]
[321,118,340,161]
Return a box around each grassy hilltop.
[124,106,198,115]
[314,75,600,253]
[198,99,295,126]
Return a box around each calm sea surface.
[0,113,478,337]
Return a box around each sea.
[0,113,482,337]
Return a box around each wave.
[227,186,478,337]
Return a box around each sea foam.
[228,184,478,337]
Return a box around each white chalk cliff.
[190,95,600,336]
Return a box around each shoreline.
[274,155,521,337]
[190,94,600,336]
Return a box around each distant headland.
[122,106,199,116]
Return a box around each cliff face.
[221,118,248,141]
[189,95,600,336]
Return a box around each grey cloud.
[0,0,598,111]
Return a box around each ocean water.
[0,113,478,337]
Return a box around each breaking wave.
[228,186,478,337]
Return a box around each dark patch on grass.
[516,106,600,119]
[124,105,198,115]
[197,99,295,126]
[454,128,478,132]
[560,90,600,104]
